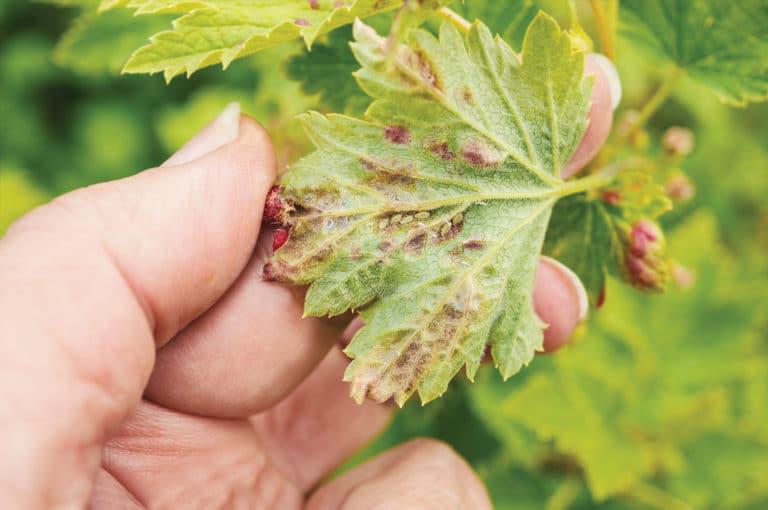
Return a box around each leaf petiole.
[625,67,685,139]
[436,6,472,34]
[590,0,616,60]
[558,157,639,196]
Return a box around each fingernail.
[542,257,589,322]
[212,101,242,142]
[589,53,622,111]
[164,102,242,166]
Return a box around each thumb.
[0,106,275,508]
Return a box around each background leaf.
[620,0,768,105]
[107,0,404,81]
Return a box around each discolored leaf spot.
[413,50,441,90]
[378,240,394,253]
[463,239,485,250]
[294,18,311,27]
[461,139,504,168]
[461,87,474,104]
[405,232,428,253]
[308,0,319,9]
[427,141,456,161]
[384,125,410,144]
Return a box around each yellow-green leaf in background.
[102,0,406,81]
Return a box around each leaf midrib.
[305,188,560,219]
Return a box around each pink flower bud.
[662,126,694,156]
[622,219,668,291]
[665,172,695,202]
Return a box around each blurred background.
[1,1,767,508]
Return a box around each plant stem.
[593,67,683,167]
[559,158,637,196]
[590,0,615,59]
[624,67,684,139]
[567,0,581,28]
[436,6,471,34]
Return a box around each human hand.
[0,54,619,509]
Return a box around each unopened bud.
[622,219,669,291]
[662,126,694,157]
[665,171,695,202]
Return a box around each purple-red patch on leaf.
[428,141,455,161]
[384,125,410,145]
[461,140,501,168]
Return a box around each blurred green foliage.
[1,1,766,508]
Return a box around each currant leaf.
[284,27,367,114]
[621,0,768,105]
[452,0,539,51]
[101,0,403,82]
[471,212,768,500]
[54,9,173,75]
[265,14,593,405]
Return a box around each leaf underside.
[101,0,402,82]
[621,0,768,106]
[266,13,592,406]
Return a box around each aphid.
[400,215,414,224]
[415,211,430,219]
[392,214,402,224]
[452,212,464,224]
[379,217,390,229]
[440,223,452,236]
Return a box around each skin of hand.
[0,54,619,509]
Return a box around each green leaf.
[452,0,539,51]
[470,212,768,503]
[266,13,593,405]
[284,27,367,114]
[544,170,672,303]
[105,0,403,81]
[54,9,173,75]
[621,0,768,106]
